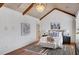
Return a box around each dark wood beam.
[54,8,76,17]
[23,3,34,15]
[0,3,4,8]
[40,8,56,20]
[40,8,76,20]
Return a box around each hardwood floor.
[5,42,76,55]
[6,48,39,55]
[6,42,39,55]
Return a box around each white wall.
[40,10,75,43]
[0,7,39,54]
[76,11,79,43]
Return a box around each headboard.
[48,29,64,47]
[48,29,71,44]
[48,29,64,37]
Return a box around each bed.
[39,29,64,49]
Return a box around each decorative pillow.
[47,36,54,43]
[49,31,59,37]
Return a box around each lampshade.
[36,3,46,12]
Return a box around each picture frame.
[21,23,30,36]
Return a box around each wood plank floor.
[6,42,40,55]
[6,48,39,55]
[5,42,76,55]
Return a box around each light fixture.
[36,3,46,12]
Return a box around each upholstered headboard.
[48,29,64,37]
[48,29,64,47]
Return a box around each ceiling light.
[36,3,46,12]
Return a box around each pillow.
[47,36,54,43]
[49,31,59,37]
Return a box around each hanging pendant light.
[36,3,46,12]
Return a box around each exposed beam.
[40,8,76,20]
[40,8,56,20]
[23,3,34,15]
[55,8,76,17]
[0,3,4,8]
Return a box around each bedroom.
[0,3,78,55]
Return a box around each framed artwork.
[21,23,30,36]
[50,22,60,29]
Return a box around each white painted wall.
[76,11,79,43]
[40,10,75,43]
[0,7,39,54]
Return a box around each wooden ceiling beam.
[40,8,76,20]
[40,8,56,20]
[0,3,4,8]
[54,8,76,17]
[23,3,34,15]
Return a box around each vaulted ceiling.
[2,3,79,19]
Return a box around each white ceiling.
[55,3,79,15]
[26,3,55,19]
[3,3,79,19]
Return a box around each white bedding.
[39,31,63,48]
